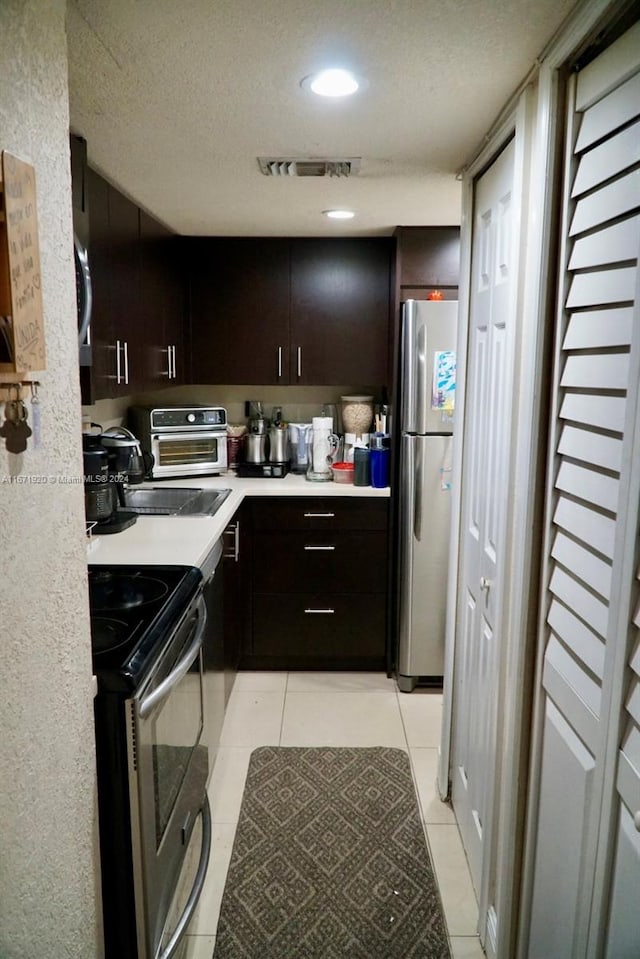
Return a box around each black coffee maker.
[99,426,154,486]
[82,426,139,534]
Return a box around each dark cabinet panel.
[165,235,187,383]
[86,169,143,397]
[250,496,388,531]
[187,237,392,387]
[253,530,388,594]
[242,496,388,669]
[188,238,290,385]
[251,594,386,666]
[289,238,392,385]
[395,226,460,292]
[139,212,186,387]
[81,168,186,400]
[222,506,247,703]
[108,188,142,394]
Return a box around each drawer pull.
[303,512,335,518]
[304,608,335,615]
[304,545,335,551]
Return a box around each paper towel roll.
[311,417,333,473]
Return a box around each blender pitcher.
[306,417,339,482]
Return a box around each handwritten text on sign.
[2,151,45,370]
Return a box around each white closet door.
[452,138,516,895]
[525,23,640,959]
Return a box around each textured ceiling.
[66,0,577,236]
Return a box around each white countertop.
[88,472,389,570]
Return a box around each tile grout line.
[277,671,289,745]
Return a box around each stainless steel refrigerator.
[396,299,457,691]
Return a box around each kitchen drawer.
[251,593,386,664]
[252,530,387,593]
[250,497,388,531]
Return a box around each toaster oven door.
[151,431,227,477]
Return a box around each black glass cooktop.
[88,565,202,692]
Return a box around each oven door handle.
[158,793,212,959]
[138,596,207,719]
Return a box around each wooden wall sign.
[0,150,46,373]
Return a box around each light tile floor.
[184,671,485,959]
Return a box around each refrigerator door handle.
[398,434,416,675]
[416,322,428,436]
[401,300,417,432]
[414,439,423,542]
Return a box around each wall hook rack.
[0,377,40,402]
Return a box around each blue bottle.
[369,434,389,488]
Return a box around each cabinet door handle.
[123,340,129,385]
[172,345,177,379]
[297,346,302,378]
[165,345,172,379]
[115,339,122,384]
[277,346,283,379]
[303,512,335,518]
[223,521,240,561]
[233,520,240,562]
[304,545,335,551]
[304,608,335,615]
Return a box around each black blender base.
[94,511,138,534]
[237,462,290,478]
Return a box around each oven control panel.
[150,406,227,430]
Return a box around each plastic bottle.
[369,434,389,488]
[353,447,370,486]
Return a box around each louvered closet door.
[526,24,640,959]
[605,555,640,956]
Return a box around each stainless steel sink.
[120,486,231,516]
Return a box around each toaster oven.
[128,406,228,479]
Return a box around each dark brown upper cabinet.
[187,237,392,386]
[289,238,392,385]
[80,168,186,401]
[85,168,144,399]
[108,187,144,396]
[188,238,290,385]
[139,212,186,388]
[394,226,460,301]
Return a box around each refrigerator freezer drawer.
[397,433,453,682]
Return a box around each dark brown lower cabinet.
[241,497,388,670]
[222,505,247,702]
[251,594,386,665]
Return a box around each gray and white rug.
[212,746,451,958]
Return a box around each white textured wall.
[0,2,101,956]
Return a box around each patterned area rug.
[212,747,450,958]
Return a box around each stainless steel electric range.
[89,564,212,959]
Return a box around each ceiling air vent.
[258,157,361,177]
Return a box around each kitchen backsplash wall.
[82,394,132,431]
[83,384,386,433]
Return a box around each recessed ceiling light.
[323,209,355,220]
[302,69,364,98]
